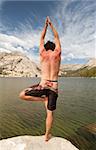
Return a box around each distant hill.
[60,58,96,77]
[0,52,41,77]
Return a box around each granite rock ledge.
[0,135,79,150]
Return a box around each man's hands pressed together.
[45,17,49,27]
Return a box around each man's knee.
[47,110,53,117]
[19,91,25,100]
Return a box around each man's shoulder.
[40,49,48,57]
[53,48,61,55]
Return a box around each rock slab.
[0,135,79,150]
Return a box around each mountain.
[82,58,96,69]
[60,64,83,71]
[60,58,96,77]
[0,52,41,77]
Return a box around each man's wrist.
[49,22,53,28]
[45,23,48,28]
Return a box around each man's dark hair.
[44,41,55,51]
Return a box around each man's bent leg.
[19,89,46,102]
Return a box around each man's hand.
[47,16,52,26]
[45,17,49,27]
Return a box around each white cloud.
[0,26,52,63]
[0,32,38,60]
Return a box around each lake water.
[0,77,96,150]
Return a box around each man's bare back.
[40,49,61,89]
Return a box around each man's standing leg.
[44,98,53,141]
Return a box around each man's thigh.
[47,90,58,111]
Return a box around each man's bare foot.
[45,133,52,142]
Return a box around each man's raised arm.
[48,17,61,51]
[39,17,48,54]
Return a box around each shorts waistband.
[46,80,58,82]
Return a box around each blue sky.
[0,0,96,64]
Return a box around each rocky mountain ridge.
[60,58,96,77]
[0,52,96,77]
[60,58,96,71]
[0,52,41,77]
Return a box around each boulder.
[0,135,79,150]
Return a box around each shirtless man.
[19,17,61,141]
